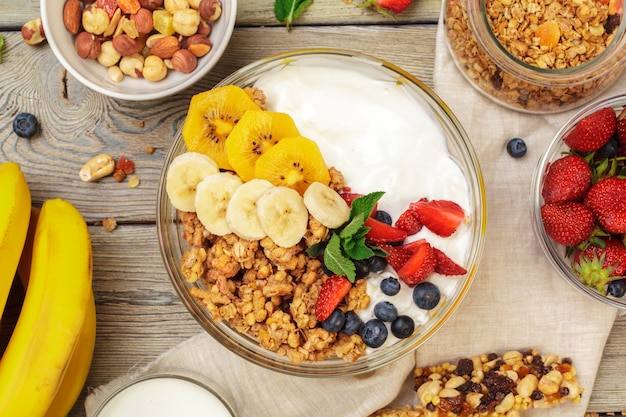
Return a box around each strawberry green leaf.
[324,234,357,282]
[274,0,314,30]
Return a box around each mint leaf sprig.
[307,191,388,282]
[274,0,314,31]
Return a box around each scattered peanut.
[79,153,115,182]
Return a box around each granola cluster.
[177,169,372,363]
[445,0,626,111]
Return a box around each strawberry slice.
[411,199,465,237]
[563,107,616,153]
[395,207,423,235]
[377,243,413,272]
[315,275,352,322]
[433,247,467,276]
[397,242,436,286]
[364,217,407,244]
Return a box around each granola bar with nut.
[413,349,583,417]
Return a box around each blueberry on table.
[380,277,401,296]
[360,318,388,348]
[374,301,398,322]
[608,279,626,298]
[412,281,441,310]
[342,311,363,335]
[391,315,415,339]
[13,112,39,139]
[322,309,346,332]
[506,137,527,158]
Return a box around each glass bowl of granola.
[157,48,487,376]
[444,0,626,113]
[531,94,626,310]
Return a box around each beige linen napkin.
[381,6,623,417]
[86,9,623,417]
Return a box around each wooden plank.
[0,0,442,30]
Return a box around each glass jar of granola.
[444,0,626,113]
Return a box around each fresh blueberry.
[412,282,441,310]
[369,256,388,273]
[598,137,620,159]
[608,279,626,298]
[354,259,371,279]
[506,137,527,158]
[360,318,388,348]
[342,311,363,335]
[380,277,401,296]
[391,315,415,339]
[374,210,393,225]
[13,112,39,139]
[374,301,398,322]
[322,309,346,332]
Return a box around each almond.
[149,35,180,59]
[63,0,82,35]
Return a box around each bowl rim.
[157,48,488,376]
[530,93,626,310]
[40,0,237,101]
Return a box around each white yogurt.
[95,376,235,417]
[253,57,472,348]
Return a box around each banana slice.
[257,186,308,248]
[165,152,219,212]
[226,178,274,241]
[195,172,243,236]
[303,181,351,229]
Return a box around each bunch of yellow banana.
[0,161,96,417]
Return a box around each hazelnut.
[97,40,122,67]
[196,19,211,36]
[139,0,164,10]
[131,8,154,34]
[150,35,180,58]
[164,0,190,15]
[119,53,145,77]
[173,8,200,37]
[21,18,46,45]
[63,0,82,35]
[83,6,110,35]
[143,55,168,81]
[75,31,102,59]
[171,48,197,73]
[183,34,212,57]
[120,16,140,38]
[146,33,167,48]
[199,0,221,22]
[112,34,139,56]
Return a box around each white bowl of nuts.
[41,0,235,101]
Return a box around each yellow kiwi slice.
[181,85,262,170]
[254,136,330,195]
[225,110,300,182]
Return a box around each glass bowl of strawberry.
[157,49,487,376]
[531,94,626,310]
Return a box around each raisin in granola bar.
[413,349,583,417]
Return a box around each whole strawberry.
[540,201,595,246]
[572,238,626,295]
[562,107,616,153]
[541,154,592,204]
[616,107,626,156]
[584,176,626,234]
[360,0,413,15]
